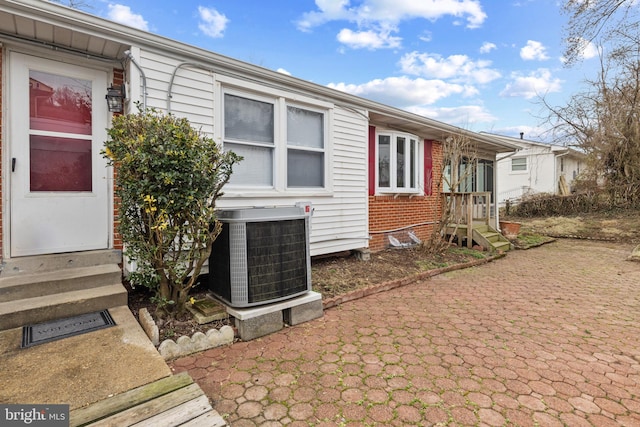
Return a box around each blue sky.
[87,0,601,141]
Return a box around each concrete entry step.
[0,250,126,332]
[0,264,122,302]
[0,249,122,277]
[0,284,127,331]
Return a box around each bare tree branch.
[562,0,637,66]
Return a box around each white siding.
[133,48,369,257]
[557,155,583,192]
[497,144,584,204]
[216,106,370,257]
[138,50,215,134]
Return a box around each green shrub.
[103,107,241,316]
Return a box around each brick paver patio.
[171,239,640,426]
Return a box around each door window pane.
[225,142,273,186]
[287,106,323,149]
[29,70,92,135]
[378,135,391,188]
[30,135,92,191]
[287,150,324,187]
[224,94,274,144]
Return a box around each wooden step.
[474,225,490,233]
[472,227,511,252]
[70,372,227,427]
[0,284,127,331]
[491,241,512,252]
[481,232,502,243]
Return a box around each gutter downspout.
[124,50,147,111]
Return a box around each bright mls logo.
[1,404,69,426]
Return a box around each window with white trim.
[377,131,420,193]
[511,157,527,172]
[287,106,324,187]
[222,87,328,190]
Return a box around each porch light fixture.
[105,84,125,113]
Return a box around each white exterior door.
[9,52,110,256]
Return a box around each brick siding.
[368,141,443,252]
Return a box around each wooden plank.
[130,395,212,427]
[70,373,193,427]
[85,383,203,427]
[180,410,228,427]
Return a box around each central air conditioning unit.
[208,206,312,308]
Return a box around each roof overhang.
[369,111,518,155]
[0,0,518,157]
[0,0,131,61]
[480,131,586,158]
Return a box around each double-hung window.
[511,157,527,172]
[287,105,324,187]
[221,83,329,191]
[377,131,420,193]
[224,93,275,187]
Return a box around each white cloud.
[500,69,562,99]
[580,41,600,60]
[198,6,229,38]
[276,68,292,75]
[566,38,601,61]
[328,76,473,106]
[520,40,549,61]
[399,51,501,84]
[419,31,432,42]
[296,0,352,31]
[337,27,402,49]
[296,0,487,45]
[107,4,149,31]
[479,42,496,54]
[560,38,601,63]
[408,105,497,125]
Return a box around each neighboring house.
[486,132,587,206]
[0,0,516,329]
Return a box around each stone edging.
[538,233,619,242]
[137,307,234,360]
[512,237,557,250]
[322,252,507,310]
[157,326,235,360]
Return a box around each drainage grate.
[22,310,116,348]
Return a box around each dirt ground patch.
[311,246,491,299]
[506,208,640,243]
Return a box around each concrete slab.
[186,297,228,324]
[225,291,321,320]
[0,305,171,410]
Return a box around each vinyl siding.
[135,48,369,257]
